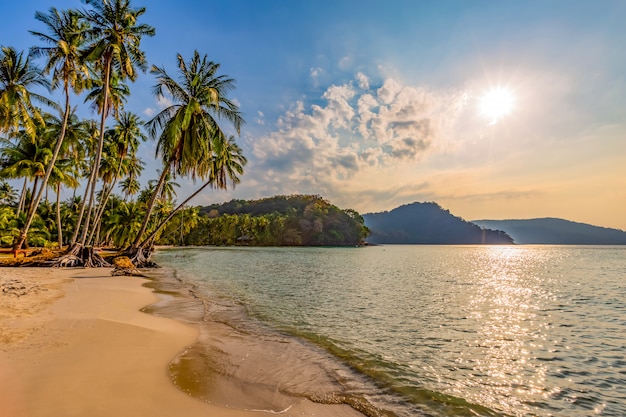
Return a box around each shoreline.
[0,267,367,417]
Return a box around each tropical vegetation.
[0,1,371,267]
[184,195,369,247]
[0,0,251,266]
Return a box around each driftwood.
[110,256,145,277]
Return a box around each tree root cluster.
[3,244,160,274]
[52,245,110,268]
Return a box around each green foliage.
[1,2,252,253]
[182,195,369,247]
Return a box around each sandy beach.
[0,268,366,417]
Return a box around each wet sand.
[0,268,366,417]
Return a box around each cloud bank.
[242,72,468,210]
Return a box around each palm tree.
[102,199,144,248]
[48,156,79,248]
[87,111,146,245]
[138,134,246,251]
[0,46,52,139]
[83,71,129,118]
[0,132,53,216]
[130,50,243,254]
[0,180,17,206]
[17,8,92,248]
[119,154,144,200]
[77,0,154,249]
[148,169,179,203]
[69,119,99,245]
[119,176,141,200]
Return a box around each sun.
[479,87,515,124]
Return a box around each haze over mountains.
[472,218,626,245]
[364,202,626,245]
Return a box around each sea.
[150,245,626,417]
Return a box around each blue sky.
[2,1,625,229]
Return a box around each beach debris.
[27,248,53,257]
[0,279,42,297]
[111,256,145,277]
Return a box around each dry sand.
[0,268,366,417]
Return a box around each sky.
[1,0,625,230]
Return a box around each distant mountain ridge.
[472,218,626,245]
[363,202,513,244]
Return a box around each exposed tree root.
[125,247,159,269]
[51,244,111,268]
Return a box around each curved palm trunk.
[14,85,71,251]
[80,56,111,247]
[129,164,170,250]
[16,178,28,215]
[56,182,63,248]
[138,178,212,250]
[25,177,40,219]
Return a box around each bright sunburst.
[479,87,515,124]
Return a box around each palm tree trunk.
[139,178,213,249]
[14,85,72,251]
[56,182,63,248]
[80,56,111,247]
[87,180,111,245]
[16,178,28,215]
[25,177,40,218]
[88,152,125,245]
[70,166,95,246]
[129,164,170,250]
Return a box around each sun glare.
[479,87,515,124]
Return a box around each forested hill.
[184,195,369,246]
[363,202,513,244]
[472,218,626,244]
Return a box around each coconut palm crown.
[129,50,244,251]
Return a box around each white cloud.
[242,72,468,209]
[157,95,173,108]
[310,67,324,87]
[255,110,265,125]
[356,72,370,90]
[339,55,353,70]
[143,95,174,119]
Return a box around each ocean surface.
[152,245,626,417]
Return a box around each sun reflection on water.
[460,247,557,413]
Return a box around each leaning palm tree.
[138,134,246,252]
[148,169,179,203]
[129,50,243,257]
[77,0,154,251]
[0,46,52,139]
[13,8,92,252]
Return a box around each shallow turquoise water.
[154,245,626,416]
